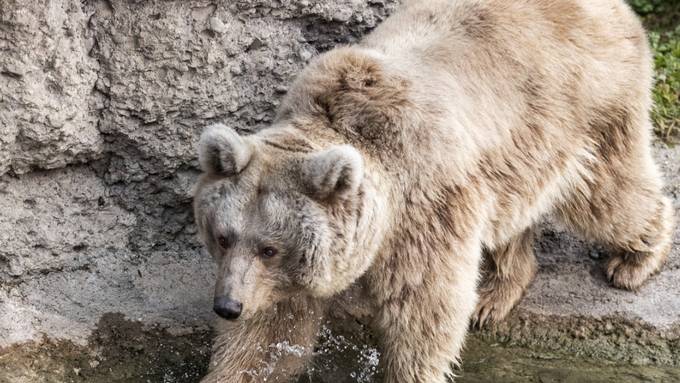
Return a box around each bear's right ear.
[198,124,253,176]
[301,145,364,201]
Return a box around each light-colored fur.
[192,0,675,381]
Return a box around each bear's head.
[193,123,387,321]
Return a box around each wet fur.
[194,0,674,382]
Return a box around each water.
[459,337,680,383]
[219,324,381,382]
[309,325,381,383]
[271,326,680,383]
[3,319,679,383]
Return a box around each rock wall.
[0,0,398,347]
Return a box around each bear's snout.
[213,296,243,320]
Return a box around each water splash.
[239,341,309,379]
[237,324,380,382]
[311,325,380,383]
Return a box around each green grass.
[629,0,680,142]
[649,26,680,142]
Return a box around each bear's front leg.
[374,240,482,383]
[201,296,324,383]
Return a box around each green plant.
[629,0,665,15]
[649,26,680,141]
[627,0,680,142]
[630,0,656,14]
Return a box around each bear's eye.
[217,235,230,249]
[261,246,278,259]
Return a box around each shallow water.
[299,328,680,383]
[2,317,679,383]
[458,338,680,383]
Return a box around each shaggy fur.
[192,0,675,381]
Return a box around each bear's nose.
[213,296,243,320]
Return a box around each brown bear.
[192,0,675,381]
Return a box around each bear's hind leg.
[473,229,537,328]
[603,190,674,290]
[557,139,675,290]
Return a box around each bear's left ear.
[301,145,364,201]
[198,124,253,176]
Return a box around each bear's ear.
[302,145,364,200]
[198,124,253,176]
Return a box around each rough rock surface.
[0,0,678,381]
[0,0,398,348]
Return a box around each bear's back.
[361,0,652,148]
[355,0,655,245]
